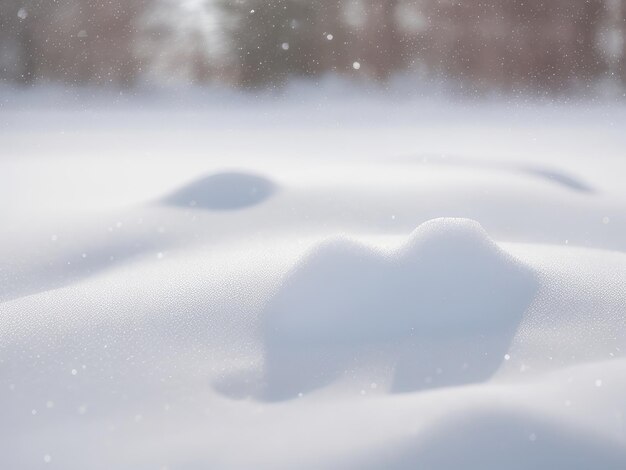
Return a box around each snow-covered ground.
[2,90,626,469]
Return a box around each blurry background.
[1,0,625,96]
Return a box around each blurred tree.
[217,0,324,87]
[137,0,218,86]
[418,0,608,93]
[0,0,50,84]
[312,0,352,73]
[0,0,621,93]
[357,0,402,80]
[1,0,152,87]
[617,0,626,85]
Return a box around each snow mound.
[163,171,277,210]
[362,408,626,470]
[260,219,538,399]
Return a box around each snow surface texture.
[2,92,626,469]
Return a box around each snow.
[1,89,626,469]
[163,171,278,210]
[261,219,537,399]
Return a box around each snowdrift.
[262,219,538,399]
[163,171,277,210]
[2,97,626,469]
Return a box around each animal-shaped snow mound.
[260,219,539,400]
[163,171,276,210]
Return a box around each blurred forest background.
[1,0,625,94]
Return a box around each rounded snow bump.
[163,171,277,211]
